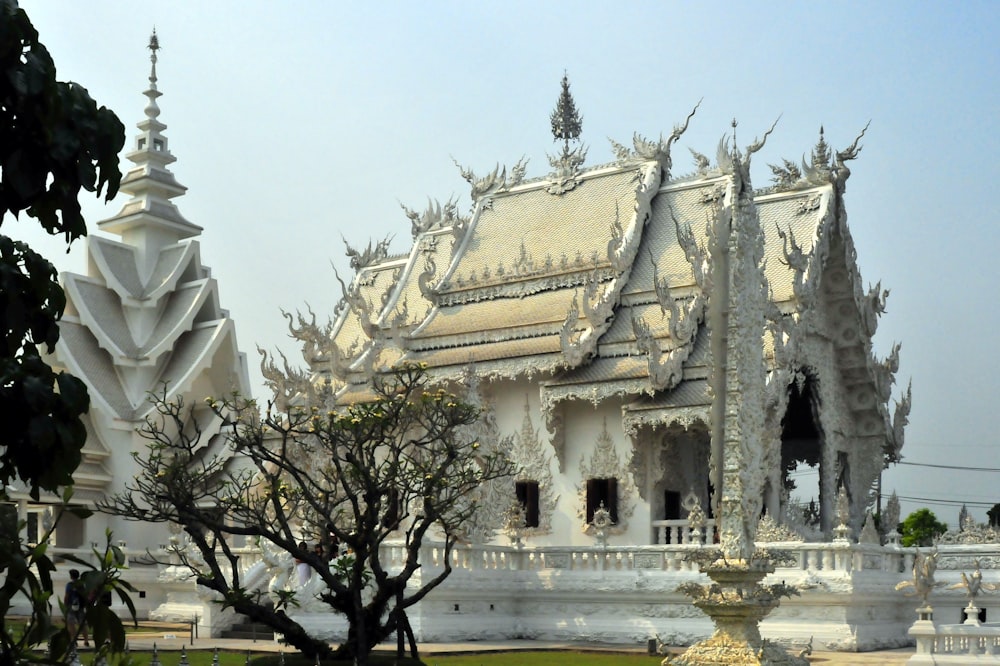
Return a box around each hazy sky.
[13,1,1000,523]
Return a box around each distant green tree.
[900,508,948,547]
[988,503,1000,528]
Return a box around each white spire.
[98,30,201,265]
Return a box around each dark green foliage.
[900,508,948,547]
[0,0,124,238]
[0,2,129,664]
[0,0,124,500]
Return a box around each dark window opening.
[153,139,164,151]
[515,480,540,528]
[586,477,618,524]
[664,490,682,520]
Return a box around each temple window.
[515,480,540,528]
[664,490,681,520]
[153,138,164,151]
[138,138,146,149]
[585,477,618,524]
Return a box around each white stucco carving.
[507,397,558,537]
[577,419,637,535]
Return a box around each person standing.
[63,569,90,647]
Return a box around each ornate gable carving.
[577,418,637,534]
[508,396,558,536]
[455,371,511,543]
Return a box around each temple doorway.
[781,373,824,533]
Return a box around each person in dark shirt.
[63,569,90,647]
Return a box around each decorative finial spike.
[148,29,159,54]
[550,72,583,159]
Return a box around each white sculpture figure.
[501,502,527,548]
[590,503,614,548]
[683,492,707,545]
[948,560,998,624]
[261,539,294,601]
[895,548,943,608]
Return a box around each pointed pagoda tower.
[49,32,251,552]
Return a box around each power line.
[882,494,995,509]
[896,461,1000,473]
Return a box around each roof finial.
[148,29,159,86]
[550,71,583,161]
[144,29,161,121]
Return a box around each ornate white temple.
[259,95,935,651]
[40,34,250,555]
[30,43,1000,652]
[288,109,910,550]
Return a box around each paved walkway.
[115,627,914,664]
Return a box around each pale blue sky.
[12,1,1000,523]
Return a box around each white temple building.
[26,42,1000,653]
[294,112,910,550]
[39,34,250,558]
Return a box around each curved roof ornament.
[833,121,871,188]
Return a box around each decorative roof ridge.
[408,321,565,353]
[766,123,871,194]
[557,161,663,367]
[461,157,654,200]
[541,376,656,417]
[436,265,615,304]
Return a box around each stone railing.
[650,519,719,545]
[910,617,1000,663]
[409,539,918,575]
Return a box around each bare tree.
[101,364,514,664]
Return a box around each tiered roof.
[283,103,907,471]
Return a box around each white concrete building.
[38,34,250,565]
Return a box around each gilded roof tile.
[757,187,828,302]
[414,287,580,342]
[406,335,562,368]
[624,179,728,295]
[447,168,642,290]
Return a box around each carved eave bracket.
[417,255,439,304]
[885,379,911,463]
[859,280,889,338]
[609,100,700,180]
[542,398,567,472]
[453,157,528,205]
[622,403,710,439]
[630,294,704,393]
[401,197,470,239]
